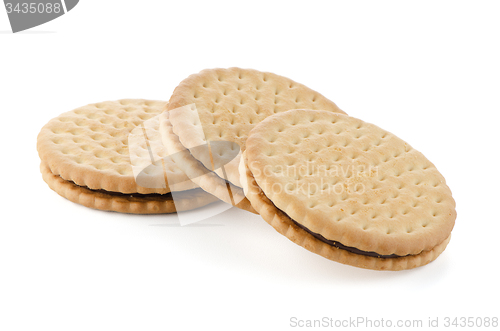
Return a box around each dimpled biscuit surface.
[167,68,345,187]
[37,99,196,194]
[240,151,452,271]
[245,109,456,256]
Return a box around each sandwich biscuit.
[37,99,217,214]
[241,109,456,270]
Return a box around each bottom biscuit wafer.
[240,152,451,271]
[41,162,218,214]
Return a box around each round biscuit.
[245,109,456,256]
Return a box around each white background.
[1,1,499,330]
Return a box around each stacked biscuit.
[38,68,456,270]
[37,99,217,214]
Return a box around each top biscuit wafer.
[37,99,197,194]
[245,109,456,257]
[167,68,345,187]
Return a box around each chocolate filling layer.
[59,175,174,199]
[92,188,173,199]
[289,218,403,258]
[270,199,407,258]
